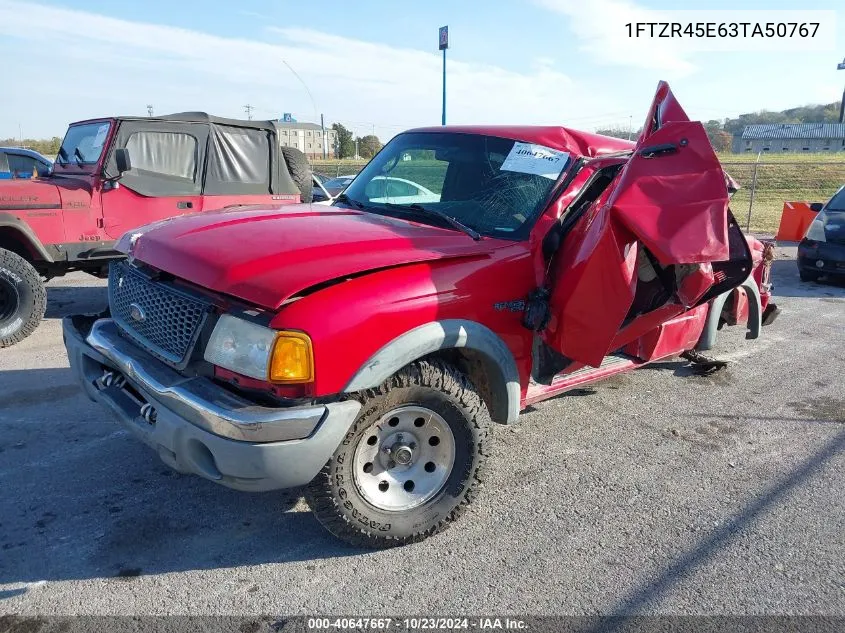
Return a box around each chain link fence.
[311,161,367,179]
[721,159,845,235]
[310,158,845,236]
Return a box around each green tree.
[332,123,355,159]
[710,130,733,153]
[595,127,638,140]
[703,119,733,152]
[356,135,382,159]
[0,136,63,156]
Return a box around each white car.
[311,174,336,206]
[365,176,439,205]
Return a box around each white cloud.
[0,1,617,140]
[533,0,696,75]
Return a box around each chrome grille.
[108,261,210,367]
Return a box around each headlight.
[806,211,827,242]
[204,315,313,383]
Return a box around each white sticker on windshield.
[91,124,109,150]
[500,142,569,180]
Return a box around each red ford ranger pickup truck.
[0,113,311,347]
[63,83,778,548]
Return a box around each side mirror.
[809,202,824,212]
[114,148,132,175]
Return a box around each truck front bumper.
[63,317,360,492]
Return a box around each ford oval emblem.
[129,303,146,323]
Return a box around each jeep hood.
[0,178,62,210]
[125,204,507,309]
[0,176,93,213]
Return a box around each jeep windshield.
[337,132,570,239]
[54,121,111,171]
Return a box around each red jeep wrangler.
[63,84,778,548]
[0,113,311,347]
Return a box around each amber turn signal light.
[268,331,314,383]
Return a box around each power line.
[243,104,254,120]
[281,60,319,124]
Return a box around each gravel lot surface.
[1,246,843,616]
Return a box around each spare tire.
[281,147,313,204]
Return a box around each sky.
[0,0,844,142]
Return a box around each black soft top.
[94,112,299,197]
[157,112,278,131]
[75,113,278,132]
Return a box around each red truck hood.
[126,204,505,309]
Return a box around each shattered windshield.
[339,132,569,239]
[55,122,111,169]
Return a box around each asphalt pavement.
[0,246,843,616]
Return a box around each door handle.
[177,201,193,209]
[638,143,678,159]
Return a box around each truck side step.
[524,353,640,407]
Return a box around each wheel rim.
[352,405,456,512]
[0,275,19,325]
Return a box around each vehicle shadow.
[587,425,845,624]
[44,285,108,319]
[769,258,845,299]
[0,367,363,586]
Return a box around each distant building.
[275,121,338,160]
[733,123,845,153]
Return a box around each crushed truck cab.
[64,82,778,548]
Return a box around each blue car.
[0,147,53,179]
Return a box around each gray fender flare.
[344,319,521,425]
[0,213,54,262]
[697,275,761,351]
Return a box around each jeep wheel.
[306,359,490,548]
[281,146,313,204]
[0,248,47,347]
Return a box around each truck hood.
[125,204,506,309]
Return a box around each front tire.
[306,359,490,548]
[799,269,821,282]
[0,248,47,347]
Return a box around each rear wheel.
[306,359,490,548]
[281,146,313,204]
[799,269,821,282]
[0,248,47,347]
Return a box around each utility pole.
[243,104,254,120]
[146,104,154,117]
[746,151,762,231]
[321,113,327,160]
[439,26,449,126]
[838,57,845,124]
[355,138,359,160]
